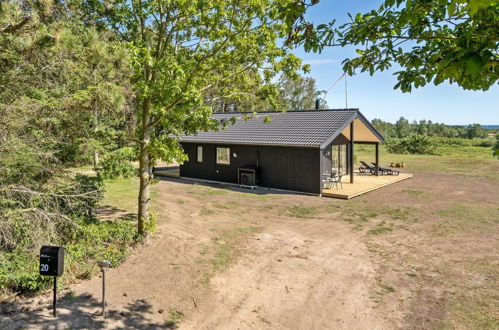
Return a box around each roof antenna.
[322,72,347,108]
[345,74,348,109]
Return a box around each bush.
[0,217,137,296]
[0,172,139,298]
[99,147,136,179]
[430,137,494,148]
[0,252,52,294]
[432,137,472,146]
[471,138,494,148]
[385,135,436,155]
[494,136,499,158]
[0,175,104,253]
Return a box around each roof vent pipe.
[315,98,320,110]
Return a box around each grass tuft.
[287,205,318,218]
[164,310,184,328]
[200,208,216,216]
[367,221,393,235]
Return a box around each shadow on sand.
[96,205,138,222]
[2,293,176,329]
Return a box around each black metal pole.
[375,143,379,176]
[53,276,57,317]
[102,270,106,317]
[349,122,354,183]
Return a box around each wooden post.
[349,122,354,183]
[375,142,379,176]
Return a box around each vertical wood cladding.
[180,142,321,194]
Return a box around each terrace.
[322,171,413,199]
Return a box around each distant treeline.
[371,117,493,140]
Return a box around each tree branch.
[0,16,31,34]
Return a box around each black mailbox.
[40,246,64,277]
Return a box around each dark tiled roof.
[180,109,360,147]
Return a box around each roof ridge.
[212,108,359,115]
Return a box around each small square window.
[216,147,230,165]
[197,146,203,163]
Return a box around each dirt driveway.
[183,221,384,330]
[2,169,498,329]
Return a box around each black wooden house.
[179,109,384,195]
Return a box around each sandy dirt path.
[1,180,388,329]
[183,220,386,329]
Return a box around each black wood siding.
[180,143,321,194]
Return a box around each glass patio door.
[331,144,347,175]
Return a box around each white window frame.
[197,146,203,163]
[216,147,230,165]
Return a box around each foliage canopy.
[82,0,311,234]
[296,0,498,92]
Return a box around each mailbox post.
[40,246,64,317]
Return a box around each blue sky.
[293,0,498,125]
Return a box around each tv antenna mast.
[344,74,348,108]
[323,72,349,108]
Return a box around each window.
[197,146,203,163]
[216,147,230,165]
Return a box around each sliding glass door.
[331,144,348,175]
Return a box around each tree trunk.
[137,97,152,236]
[137,141,150,235]
[93,150,99,171]
[92,71,100,171]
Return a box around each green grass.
[100,177,158,218]
[434,145,494,158]
[212,227,262,269]
[101,177,139,213]
[356,144,499,181]
[324,202,415,234]
[437,202,498,221]
[188,185,229,196]
[367,224,393,235]
[199,226,263,284]
[432,202,499,236]
[287,205,318,218]
[378,283,396,293]
[402,189,424,196]
[200,208,216,216]
[383,208,410,221]
[212,201,239,209]
[164,310,184,328]
[64,290,77,302]
[199,246,209,255]
[238,191,279,200]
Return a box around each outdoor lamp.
[98,260,111,317]
[98,260,111,270]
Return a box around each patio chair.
[330,173,343,190]
[359,161,375,174]
[322,174,333,189]
[371,163,400,176]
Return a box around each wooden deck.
[322,172,413,199]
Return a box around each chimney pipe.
[315,98,320,110]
